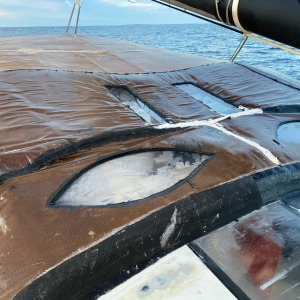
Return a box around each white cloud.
[99,0,159,8]
[0,0,69,12]
[0,9,17,18]
[65,0,73,8]
[0,10,10,16]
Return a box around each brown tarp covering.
[1,63,300,176]
[0,35,300,299]
[0,127,274,299]
[0,34,220,73]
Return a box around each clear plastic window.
[277,122,300,144]
[175,84,241,115]
[107,86,166,124]
[52,151,208,207]
[192,202,300,300]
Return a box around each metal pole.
[75,6,81,34]
[66,4,76,34]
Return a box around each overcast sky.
[0,0,203,27]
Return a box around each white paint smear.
[160,208,177,247]
[0,217,8,234]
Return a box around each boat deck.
[0,34,220,73]
[0,34,300,299]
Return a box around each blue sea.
[0,24,299,80]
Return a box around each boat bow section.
[0,35,300,299]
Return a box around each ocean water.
[0,24,299,80]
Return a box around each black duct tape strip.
[264,105,300,114]
[0,126,185,186]
[14,174,262,300]
[253,162,300,204]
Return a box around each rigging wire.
[245,33,300,56]
[230,35,248,62]
[75,0,84,34]
[66,0,84,34]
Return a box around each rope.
[230,35,248,62]
[215,0,233,24]
[225,0,232,25]
[215,0,225,23]
[245,32,300,56]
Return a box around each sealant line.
[155,108,280,166]
[156,108,263,129]
[211,123,280,165]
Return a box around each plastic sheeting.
[0,70,145,176]
[0,125,274,299]
[0,34,300,299]
[192,202,300,300]
[1,61,300,178]
[221,113,300,165]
